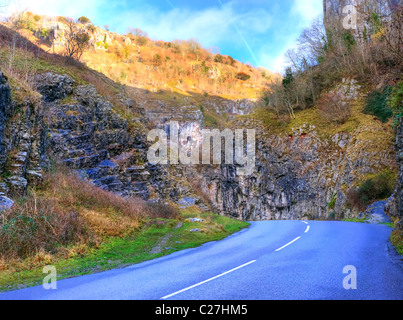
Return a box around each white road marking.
[162,222,311,299]
[161,260,257,300]
[275,237,301,252]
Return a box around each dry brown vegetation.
[0,164,179,261]
[317,91,352,124]
[1,11,277,99]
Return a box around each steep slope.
[0,16,400,224]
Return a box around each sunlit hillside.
[2,12,280,99]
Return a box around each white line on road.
[305,225,310,233]
[161,260,257,300]
[275,237,301,252]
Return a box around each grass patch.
[342,217,369,223]
[0,164,249,292]
[364,86,393,123]
[248,104,362,140]
[0,212,249,292]
[390,229,403,256]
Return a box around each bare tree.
[62,18,90,60]
[383,7,403,65]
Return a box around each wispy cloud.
[108,1,273,54]
[257,0,322,74]
[0,0,323,73]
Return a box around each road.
[1,221,402,300]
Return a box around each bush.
[347,171,396,212]
[78,16,91,24]
[364,86,393,123]
[389,82,403,126]
[0,164,180,260]
[214,54,224,63]
[0,198,88,259]
[236,72,251,81]
[317,91,351,123]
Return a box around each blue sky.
[2,0,323,73]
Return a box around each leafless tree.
[62,18,90,60]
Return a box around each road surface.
[1,221,402,300]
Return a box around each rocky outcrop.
[192,120,396,221]
[0,71,48,205]
[0,70,398,222]
[387,118,403,230]
[323,0,402,42]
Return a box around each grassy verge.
[0,210,248,292]
[390,230,403,256]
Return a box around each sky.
[0,0,324,74]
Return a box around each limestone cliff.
[387,118,403,230]
[0,68,398,222]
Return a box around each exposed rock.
[7,176,28,197]
[0,196,14,212]
[34,73,74,102]
[0,69,398,225]
[386,117,403,230]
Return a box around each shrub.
[317,91,351,123]
[78,16,91,24]
[364,86,393,123]
[227,56,236,66]
[0,198,88,259]
[389,81,403,126]
[0,164,180,260]
[236,72,251,81]
[10,12,36,31]
[347,171,396,212]
[214,54,224,63]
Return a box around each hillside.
[1,12,278,99]
[0,2,402,292]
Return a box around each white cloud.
[108,2,273,50]
[291,0,323,27]
[260,0,323,73]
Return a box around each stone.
[7,176,28,197]
[26,170,44,186]
[0,196,14,211]
[34,73,74,102]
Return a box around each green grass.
[390,230,403,256]
[364,86,393,123]
[342,217,369,223]
[0,212,249,292]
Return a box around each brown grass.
[0,164,179,260]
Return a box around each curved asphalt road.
[1,221,402,300]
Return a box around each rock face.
[191,119,396,221]
[323,0,402,42]
[387,118,403,230]
[0,71,47,207]
[0,70,398,222]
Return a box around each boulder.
[34,73,74,102]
